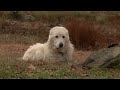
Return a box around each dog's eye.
[63,36,65,38]
[55,36,58,38]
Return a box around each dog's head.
[48,26,70,50]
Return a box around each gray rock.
[11,11,36,21]
[78,45,120,69]
[21,15,36,21]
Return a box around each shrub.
[65,18,106,50]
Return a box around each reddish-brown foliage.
[65,19,106,50]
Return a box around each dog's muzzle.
[59,42,63,48]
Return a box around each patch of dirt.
[73,50,93,64]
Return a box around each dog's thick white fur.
[22,26,74,62]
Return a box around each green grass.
[1,56,120,79]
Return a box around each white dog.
[22,26,74,62]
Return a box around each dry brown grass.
[0,11,120,50]
[0,17,120,50]
[0,20,49,35]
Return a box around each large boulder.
[76,45,120,69]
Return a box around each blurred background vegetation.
[0,11,120,50]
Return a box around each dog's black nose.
[59,43,63,48]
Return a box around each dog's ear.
[49,29,52,36]
[47,29,53,42]
[64,28,70,40]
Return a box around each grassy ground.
[1,41,120,79]
[0,41,120,79]
[0,33,119,79]
[0,11,120,79]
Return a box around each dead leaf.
[27,64,36,73]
